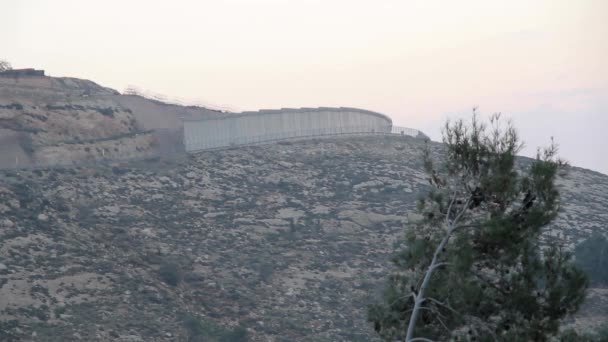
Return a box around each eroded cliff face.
[0,135,606,341]
[0,76,152,168]
[0,76,222,168]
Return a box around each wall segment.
[184,107,423,152]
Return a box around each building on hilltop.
[0,68,45,77]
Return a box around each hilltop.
[0,135,606,341]
[0,73,223,168]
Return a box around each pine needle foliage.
[368,111,587,342]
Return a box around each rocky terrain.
[0,135,606,341]
[0,74,223,168]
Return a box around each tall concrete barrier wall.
[184,107,396,152]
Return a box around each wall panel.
[184,107,401,152]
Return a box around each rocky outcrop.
[0,75,119,98]
[0,135,606,341]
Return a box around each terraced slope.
[0,75,222,168]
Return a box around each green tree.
[575,232,608,286]
[368,112,587,341]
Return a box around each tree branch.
[429,262,451,271]
[452,198,471,225]
[445,191,458,226]
[425,297,460,316]
[422,305,450,332]
[387,292,416,308]
[452,223,483,232]
[406,197,471,342]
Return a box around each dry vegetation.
[0,135,606,341]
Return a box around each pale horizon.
[3,0,607,173]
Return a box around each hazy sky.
[3,0,607,173]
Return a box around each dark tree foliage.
[575,232,608,286]
[368,112,588,341]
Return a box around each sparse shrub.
[21,305,50,321]
[0,102,24,110]
[182,270,205,283]
[181,313,248,342]
[112,166,128,175]
[0,59,12,71]
[0,320,19,341]
[17,133,35,156]
[46,104,68,111]
[221,325,248,342]
[53,306,66,317]
[159,260,182,286]
[76,204,95,226]
[12,181,36,208]
[182,313,205,340]
[257,262,274,283]
[31,284,50,297]
[96,107,115,117]
[575,232,608,286]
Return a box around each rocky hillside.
[0,75,223,168]
[0,135,606,341]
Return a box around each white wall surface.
[183,107,393,151]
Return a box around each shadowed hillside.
[0,135,606,341]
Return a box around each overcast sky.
[2,0,607,174]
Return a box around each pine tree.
[368,112,587,341]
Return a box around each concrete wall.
[184,107,393,152]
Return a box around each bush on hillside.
[575,232,608,286]
[159,260,182,286]
[181,313,248,342]
[0,59,11,72]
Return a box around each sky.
[2,0,607,174]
